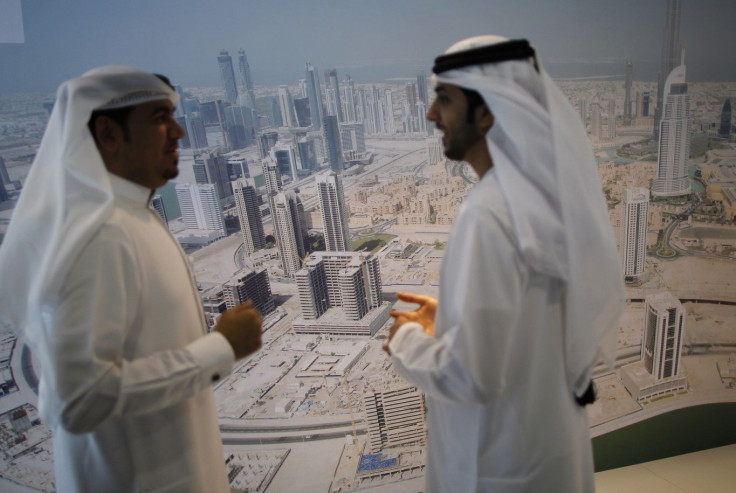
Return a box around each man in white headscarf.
[0,66,263,492]
[385,36,625,492]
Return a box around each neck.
[464,138,493,178]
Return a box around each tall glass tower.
[719,99,732,139]
[620,188,649,283]
[652,61,691,197]
[237,49,256,109]
[654,0,682,139]
[217,50,238,105]
[317,173,350,252]
[305,63,324,130]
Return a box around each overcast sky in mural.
[1,0,735,93]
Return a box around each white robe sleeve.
[48,227,234,434]
[389,204,525,404]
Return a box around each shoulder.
[455,171,515,246]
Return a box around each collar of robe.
[432,39,538,74]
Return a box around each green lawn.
[351,234,396,253]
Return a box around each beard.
[442,123,484,161]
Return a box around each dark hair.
[87,106,134,143]
[460,88,485,123]
[86,73,174,144]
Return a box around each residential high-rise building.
[151,194,168,224]
[194,152,233,206]
[297,252,381,317]
[223,268,274,315]
[273,191,307,278]
[293,97,311,128]
[259,131,279,159]
[225,105,256,150]
[340,122,366,153]
[323,115,343,174]
[277,85,296,128]
[305,63,324,130]
[417,71,428,112]
[237,49,257,109]
[292,251,389,335]
[0,157,9,202]
[426,135,443,165]
[272,143,299,183]
[184,115,208,150]
[295,259,329,320]
[654,0,682,139]
[297,138,318,171]
[385,89,396,135]
[233,178,265,255]
[217,50,238,105]
[643,292,685,381]
[324,69,344,122]
[719,99,732,139]
[652,60,691,197]
[343,75,357,123]
[641,91,651,117]
[620,188,649,283]
[364,386,426,452]
[175,183,225,235]
[317,173,350,251]
[624,59,633,125]
[371,86,385,134]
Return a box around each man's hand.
[383,292,438,355]
[214,300,262,360]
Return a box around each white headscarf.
[0,66,178,361]
[434,36,625,396]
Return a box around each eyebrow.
[151,105,174,117]
[434,86,449,95]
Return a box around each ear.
[475,104,494,135]
[93,115,124,154]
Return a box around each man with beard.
[385,37,624,492]
[0,66,262,492]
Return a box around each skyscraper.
[0,156,9,202]
[224,268,274,315]
[293,96,311,128]
[225,105,256,150]
[652,60,691,197]
[620,188,649,283]
[416,71,428,113]
[324,69,344,122]
[719,99,732,139]
[642,292,685,381]
[193,152,233,206]
[654,0,682,139]
[364,386,426,453]
[339,122,366,153]
[343,75,357,123]
[317,173,350,252]
[175,183,225,235]
[305,63,324,130]
[233,178,266,255]
[277,86,296,128]
[151,194,168,224]
[217,50,238,105]
[624,60,633,125]
[237,49,257,109]
[184,115,208,150]
[323,115,344,174]
[292,251,388,336]
[273,191,307,278]
[272,143,299,182]
[385,90,396,135]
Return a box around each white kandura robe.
[44,174,235,493]
[389,170,594,493]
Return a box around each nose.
[427,99,438,123]
[171,118,186,139]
